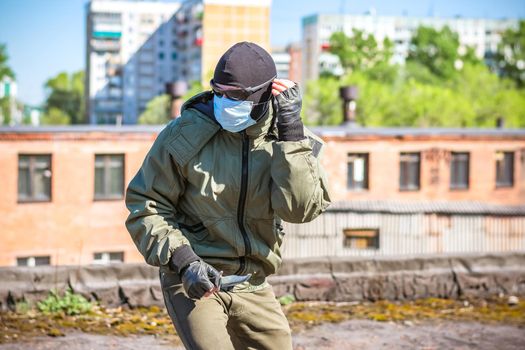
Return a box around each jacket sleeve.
[270,129,331,223]
[125,122,190,267]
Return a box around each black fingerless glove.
[274,84,305,141]
[168,244,200,274]
[168,245,221,299]
[180,260,222,299]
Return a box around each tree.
[496,20,525,88]
[329,29,393,75]
[182,80,204,102]
[0,44,15,80]
[302,76,341,125]
[138,94,171,125]
[407,26,461,80]
[0,44,15,125]
[44,70,85,124]
[41,107,71,125]
[302,62,525,128]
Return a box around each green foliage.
[182,80,205,102]
[329,29,393,74]
[37,289,93,315]
[0,97,10,125]
[41,107,71,125]
[496,20,525,88]
[138,94,172,125]
[278,294,296,306]
[407,26,461,79]
[44,70,85,124]
[303,25,525,128]
[0,44,15,125]
[0,43,15,80]
[302,76,341,125]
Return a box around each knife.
[220,273,252,291]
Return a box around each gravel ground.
[1,319,524,350]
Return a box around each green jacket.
[125,91,331,288]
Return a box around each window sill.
[93,196,124,202]
[399,188,420,192]
[346,188,369,192]
[450,186,469,191]
[17,198,52,204]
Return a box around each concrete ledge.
[1,253,524,310]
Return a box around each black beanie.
[213,42,277,120]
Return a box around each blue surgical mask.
[213,95,256,133]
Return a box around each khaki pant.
[159,268,293,350]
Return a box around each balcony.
[91,39,120,52]
[92,31,122,39]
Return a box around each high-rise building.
[302,13,519,82]
[85,0,181,125]
[86,0,271,125]
[271,46,291,79]
[174,0,271,85]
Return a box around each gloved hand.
[271,78,304,141]
[180,260,222,299]
[168,244,221,299]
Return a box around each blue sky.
[0,0,524,106]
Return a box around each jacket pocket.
[178,222,208,241]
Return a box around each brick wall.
[0,127,524,267]
[320,133,525,204]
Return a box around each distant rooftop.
[329,200,525,216]
[1,125,525,139]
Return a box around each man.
[125,42,330,349]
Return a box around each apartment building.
[85,0,181,125]
[302,13,519,82]
[85,0,271,125]
[1,125,524,266]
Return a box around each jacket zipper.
[234,131,252,275]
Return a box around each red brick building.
[0,125,524,266]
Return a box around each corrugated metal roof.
[327,200,525,216]
[1,125,525,138]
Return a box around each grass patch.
[37,289,93,315]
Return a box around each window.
[93,252,124,264]
[94,154,124,200]
[17,256,51,267]
[159,52,165,60]
[343,228,379,250]
[496,151,514,187]
[18,154,52,202]
[347,153,369,190]
[450,152,469,189]
[399,152,420,191]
